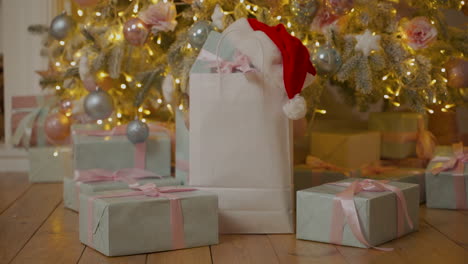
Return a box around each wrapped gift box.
[29,146,73,182]
[362,167,426,203]
[381,157,428,169]
[456,106,468,145]
[309,129,380,169]
[79,185,218,256]
[294,164,349,194]
[175,109,189,184]
[369,112,426,159]
[426,143,468,209]
[297,179,419,248]
[72,124,171,176]
[64,176,181,211]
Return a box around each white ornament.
[354,29,381,57]
[283,94,307,120]
[162,75,175,103]
[211,4,224,30]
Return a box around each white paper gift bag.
[189,18,315,233]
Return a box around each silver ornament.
[291,0,319,26]
[312,45,342,75]
[84,89,114,120]
[126,120,149,144]
[50,12,75,40]
[188,21,213,49]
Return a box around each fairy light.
[96,11,102,17]
[441,108,448,112]
[59,41,65,46]
[445,104,455,109]
[276,16,282,20]
[287,22,292,28]
[461,1,465,5]
[291,31,295,36]
[179,104,184,110]
[406,71,411,76]
[315,109,327,114]
[193,16,198,21]
[246,4,251,9]
[157,36,162,45]
[393,102,401,107]
[384,94,390,99]
[99,72,108,78]
[144,110,151,115]
[187,43,192,49]
[53,151,59,157]
[440,49,446,54]
[55,85,61,90]
[441,68,446,73]
[253,6,258,11]
[133,4,139,13]
[115,34,122,41]
[382,75,389,81]
[138,107,143,113]
[175,78,181,84]
[70,61,76,66]
[120,84,127,89]
[443,78,448,83]
[432,96,437,103]
[315,41,320,47]
[157,98,163,104]
[77,9,84,16]
[125,75,133,82]
[97,119,103,125]
[65,112,72,117]
[141,118,147,123]
[136,83,142,88]
[427,108,434,114]
[350,8,355,12]
[240,0,244,3]
[431,79,437,85]
[108,117,113,122]
[431,20,435,25]
[55,62,61,67]
[117,112,122,118]
[148,49,154,56]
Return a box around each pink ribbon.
[176,159,190,182]
[87,183,196,249]
[73,123,171,170]
[327,179,414,251]
[360,162,398,177]
[306,156,356,177]
[430,142,468,209]
[199,49,257,74]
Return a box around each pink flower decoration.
[310,7,340,32]
[403,17,437,50]
[139,2,177,34]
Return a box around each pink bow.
[360,162,398,177]
[328,179,414,251]
[87,184,196,250]
[74,168,162,186]
[306,156,356,177]
[430,142,468,209]
[198,49,257,74]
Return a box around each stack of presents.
[12,19,468,255]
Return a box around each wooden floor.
[1,173,467,264]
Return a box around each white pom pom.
[283,94,307,120]
[162,75,175,103]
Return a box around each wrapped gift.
[11,94,57,148]
[381,157,428,169]
[368,112,435,159]
[72,123,171,176]
[456,106,468,145]
[175,109,189,184]
[79,184,218,256]
[428,106,458,145]
[426,143,468,209]
[297,179,419,249]
[309,129,381,169]
[360,164,426,203]
[63,170,181,211]
[28,146,73,182]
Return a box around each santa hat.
[247,18,316,120]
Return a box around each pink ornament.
[60,99,73,113]
[403,17,437,50]
[123,18,149,46]
[83,77,98,92]
[139,1,177,34]
[73,0,99,7]
[45,112,71,142]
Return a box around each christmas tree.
[31,0,467,136]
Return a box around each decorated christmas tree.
[30,0,467,142]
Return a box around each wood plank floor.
[1,173,467,264]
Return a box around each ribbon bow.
[306,156,355,177]
[133,183,196,197]
[328,179,414,251]
[360,162,398,177]
[199,49,257,74]
[74,168,162,186]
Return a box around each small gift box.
[309,129,380,169]
[426,143,468,210]
[79,184,218,256]
[29,146,73,182]
[368,112,435,159]
[297,178,419,249]
[294,156,355,194]
[175,109,189,184]
[360,164,426,203]
[63,169,181,211]
[11,94,57,148]
[72,123,171,176]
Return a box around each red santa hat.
[247,18,316,120]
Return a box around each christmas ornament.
[123,18,149,46]
[139,1,177,35]
[354,29,381,56]
[73,0,99,7]
[446,58,468,89]
[188,21,213,49]
[312,45,342,75]
[49,12,75,40]
[211,4,225,30]
[60,99,73,114]
[126,120,149,144]
[44,112,71,142]
[84,89,114,120]
[291,0,319,26]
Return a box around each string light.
[70,61,76,66]
[138,107,143,113]
[115,33,122,41]
[96,11,102,17]
[133,4,139,13]
[157,36,162,45]
[431,79,437,85]
[406,71,411,76]
[175,78,181,84]
[445,104,455,109]
[384,94,390,99]
[55,85,61,90]
[426,108,434,114]
[97,119,103,125]
[382,75,388,81]
[392,102,401,107]
[315,109,327,114]
[193,16,198,21]
[157,98,163,104]
[55,62,61,67]
[125,75,133,82]
[141,118,147,123]
[441,108,448,112]
[117,112,122,118]
[144,110,151,115]
[187,43,192,49]
[108,117,113,122]
[287,22,292,28]
[253,6,258,11]
[59,41,65,46]
[53,151,59,157]
[179,104,184,110]
[136,83,142,88]
[315,41,320,47]
[77,9,84,16]
[120,84,127,89]
[441,68,446,73]
[276,16,282,20]
[246,4,251,9]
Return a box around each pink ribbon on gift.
[176,159,190,182]
[306,156,356,177]
[360,162,398,177]
[73,123,171,170]
[327,179,414,251]
[87,183,196,250]
[381,117,436,160]
[430,142,468,209]
[199,49,257,74]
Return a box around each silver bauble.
[84,89,114,120]
[291,0,319,25]
[188,21,213,49]
[50,12,75,40]
[126,120,149,144]
[312,45,342,75]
